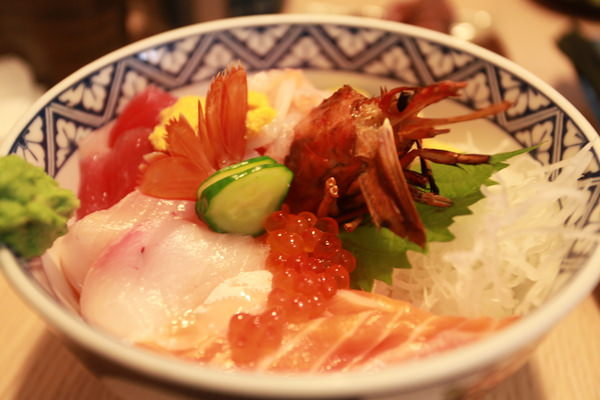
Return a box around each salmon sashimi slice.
[257,290,517,373]
[153,272,517,373]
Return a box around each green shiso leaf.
[343,147,533,291]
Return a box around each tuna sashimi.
[77,87,176,218]
[77,126,154,218]
[108,86,176,147]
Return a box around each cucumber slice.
[196,163,293,236]
[197,155,276,196]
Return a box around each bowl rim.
[2,13,600,399]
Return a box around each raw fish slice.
[142,270,273,355]
[246,69,328,161]
[258,291,516,372]
[77,87,175,218]
[159,278,515,372]
[108,86,176,147]
[55,190,196,292]
[78,126,155,218]
[80,219,268,343]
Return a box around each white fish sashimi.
[80,217,268,343]
[146,270,273,354]
[247,69,328,161]
[55,190,196,292]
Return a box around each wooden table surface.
[1,0,600,399]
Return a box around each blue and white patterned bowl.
[1,14,600,400]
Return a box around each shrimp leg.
[401,148,490,167]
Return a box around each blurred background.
[0,0,599,138]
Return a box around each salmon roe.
[228,210,356,365]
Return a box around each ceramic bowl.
[2,14,600,400]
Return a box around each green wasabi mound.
[0,155,79,258]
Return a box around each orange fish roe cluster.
[228,210,356,366]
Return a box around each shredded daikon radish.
[385,141,600,318]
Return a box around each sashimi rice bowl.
[2,15,600,400]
